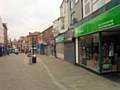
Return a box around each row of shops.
[0,44,9,56]
[37,1,120,74]
[75,3,120,74]
[52,2,120,74]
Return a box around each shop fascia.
[75,4,120,37]
[55,35,64,43]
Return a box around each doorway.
[102,30,120,72]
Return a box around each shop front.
[0,44,4,56]
[55,34,65,60]
[0,46,3,56]
[75,4,120,74]
[46,40,55,57]
[64,29,75,64]
[102,30,120,73]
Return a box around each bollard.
[32,55,37,64]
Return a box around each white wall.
[0,17,4,44]
[60,0,69,31]
[53,17,66,37]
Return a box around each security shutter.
[64,42,75,64]
[56,43,64,59]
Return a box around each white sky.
[0,0,62,40]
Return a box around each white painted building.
[0,17,4,45]
[53,17,65,37]
[60,0,70,32]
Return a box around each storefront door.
[102,30,120,72]
[64,42,75,64]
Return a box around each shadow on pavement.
[102,73,120,83]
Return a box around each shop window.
[79,33,99,71]
[102,31,120,73]
[71,12,76,25]
[83,0,92,17]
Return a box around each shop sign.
[65,30,74,41]
[55,36,64,43]
[75,5,120,37]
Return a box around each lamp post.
[31,35,37,64]
[32,36,34,55]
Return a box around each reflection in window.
[79,33,99,71]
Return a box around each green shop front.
[75,4,120,74]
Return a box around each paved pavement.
[0,54,120,90]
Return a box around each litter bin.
[32,55,37,63]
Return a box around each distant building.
[16,32,42,53]
[42,26,54,56]
[0,17,4,45]
[0,17,4,56]
[2,23,8,55]
[53,17,65,37]
[28,32,41,48]
[42,26,54,45]
[0,17,8,56]
[2,23,8,46]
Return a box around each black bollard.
[32,55,37,64]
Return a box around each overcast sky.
[0,0,62,40]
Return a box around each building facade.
[53,17,65,37]
[63,0,82,64]
[0,18,4,45]
[54,0,69,60]
[42,26,54,56]
[2,23,8,55]
[75,0,120,74]
[0,18,8,56]
[0,17,4,56]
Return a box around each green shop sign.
[75,5,120,37]
[55,36,64,43]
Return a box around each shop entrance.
[102,30,120,73]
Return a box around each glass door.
[102,31,120,72]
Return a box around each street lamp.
[32,36,35,55]
[30,36,37,64]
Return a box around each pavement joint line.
[40,59,68,90]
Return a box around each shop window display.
[79,33,99,71]
[102,32,120,73]
[102,42,112,72]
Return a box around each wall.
[60,0,69,31]
[42,26,54,44]
[64,0,83,27]
[0,17,4,44]
[3,23,8,45]
[53,17,65,37]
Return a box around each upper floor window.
[70,0,74,9]
[92,0,111,12]
[75,0,79,4]
[61,17,65,29]
[83,0,92,18]
[83,0,111,18]
[71,12,77,25]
